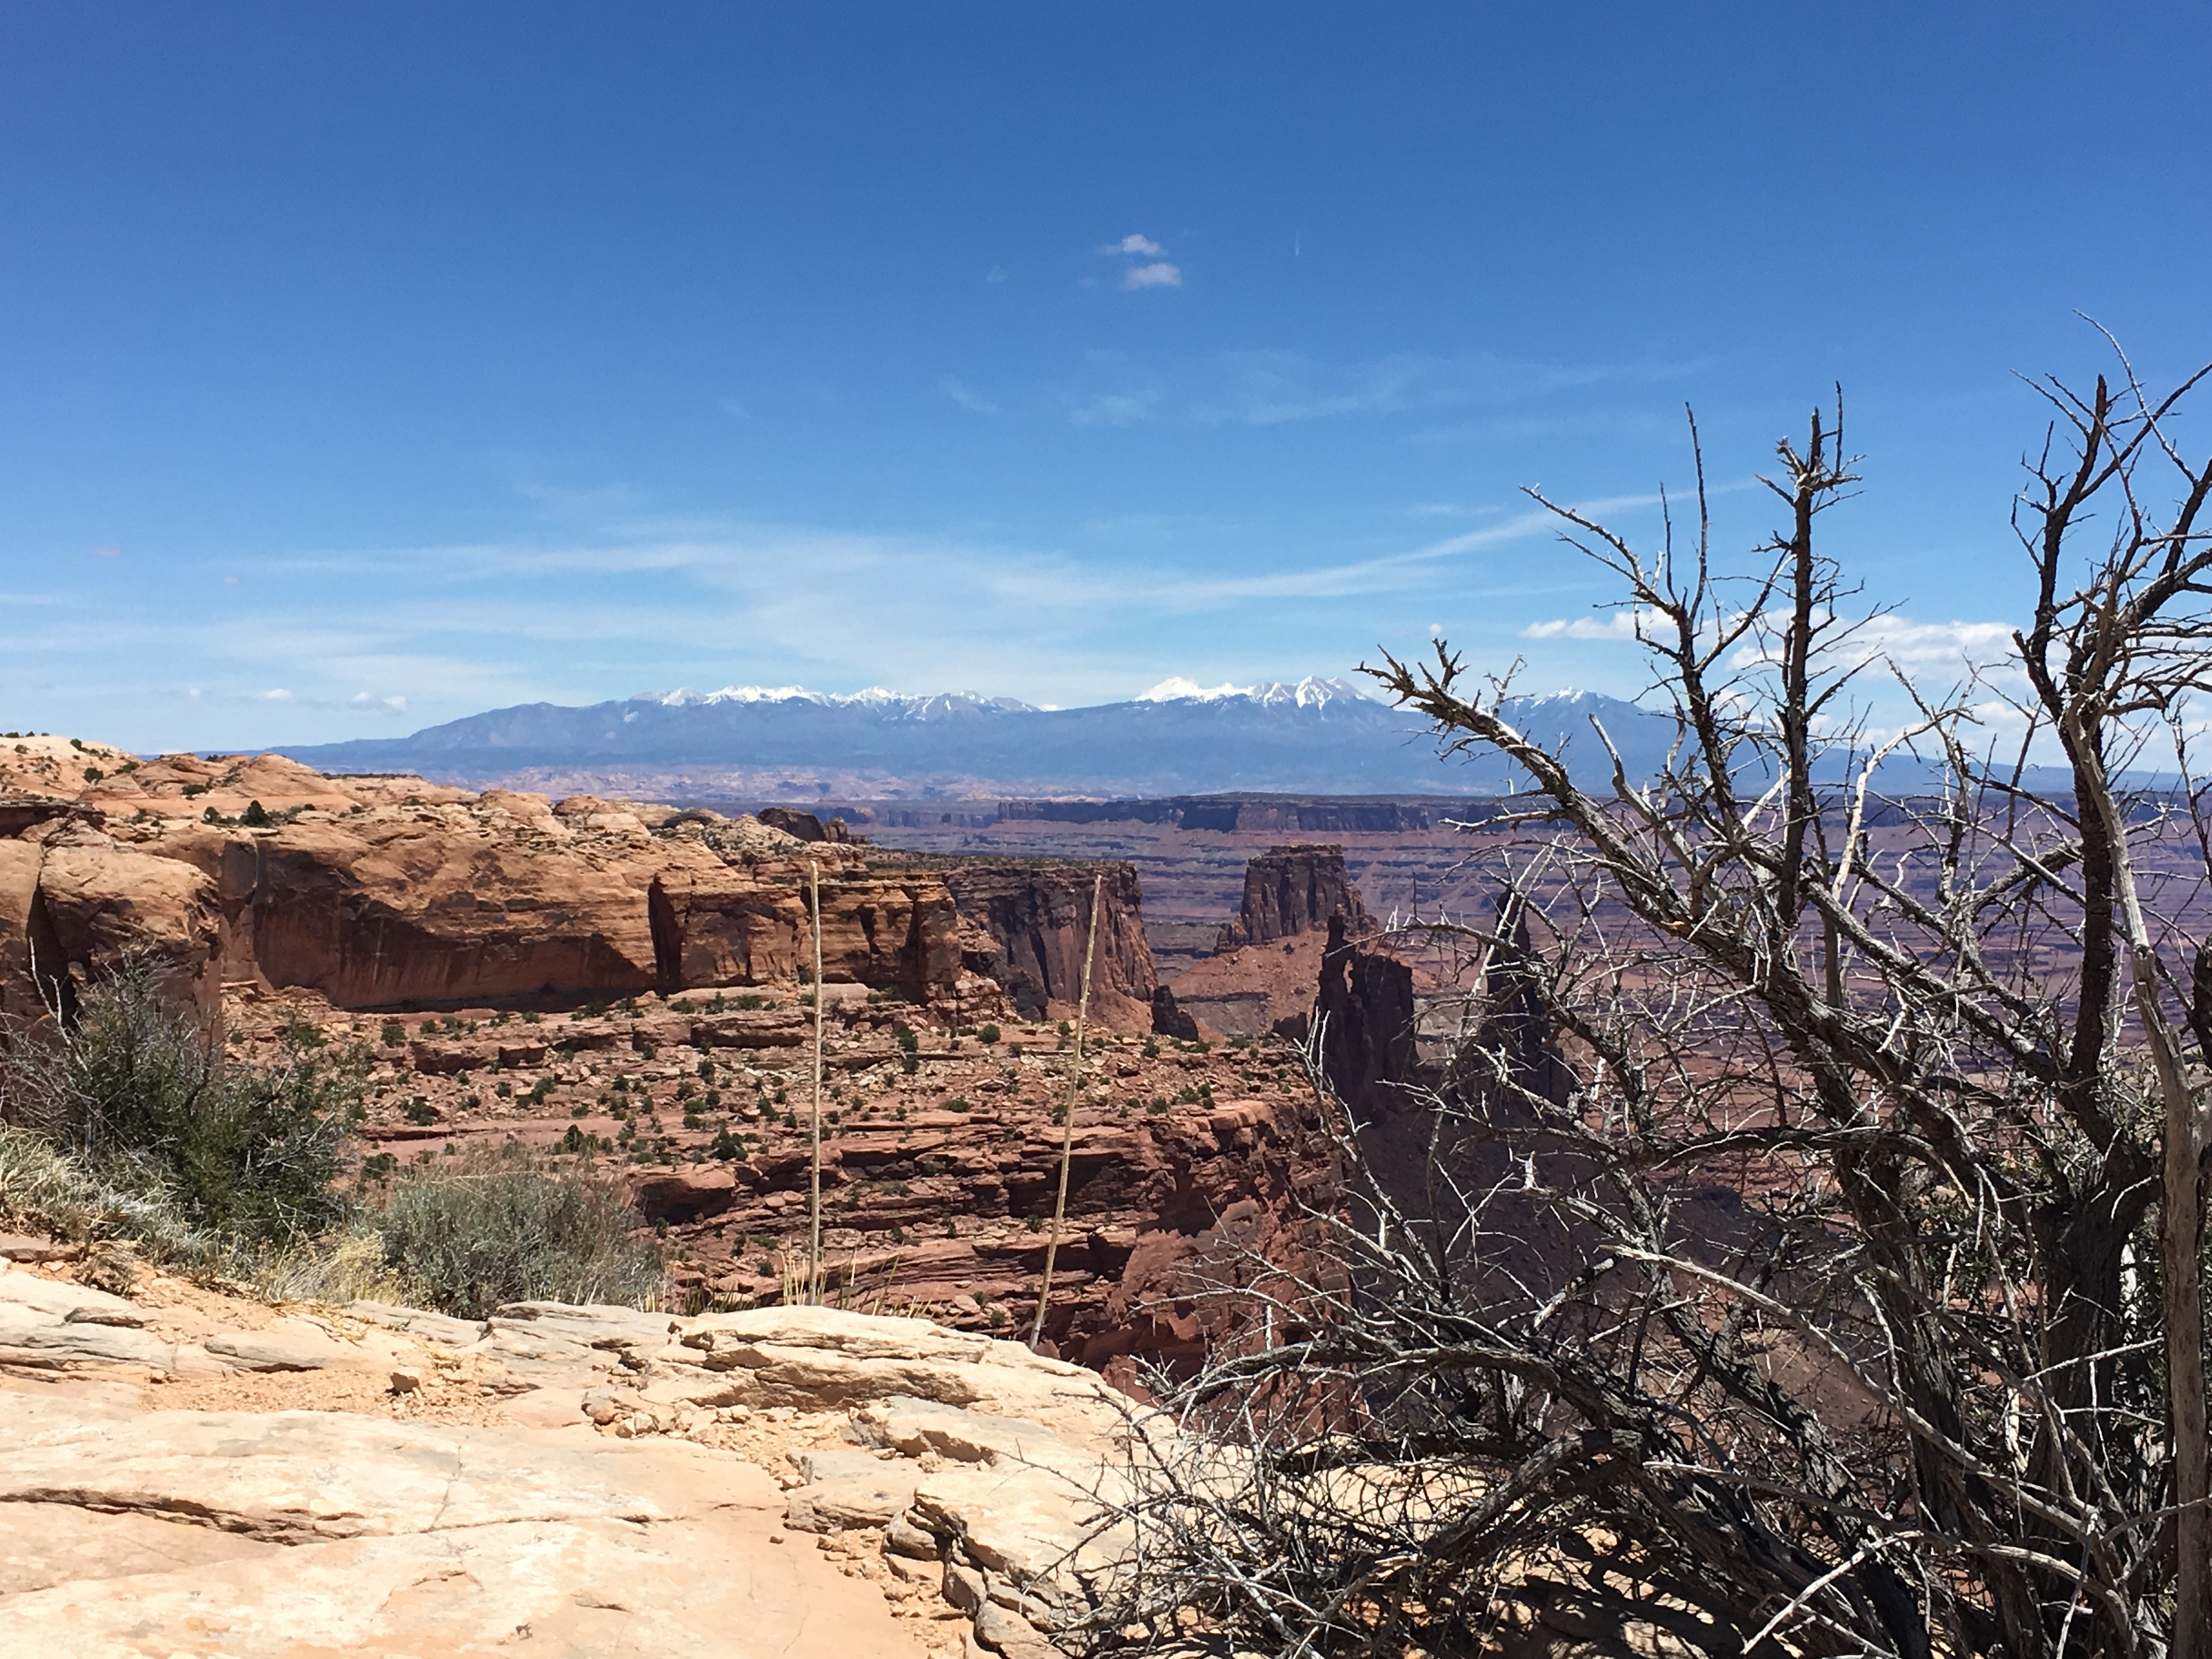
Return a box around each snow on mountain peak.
[634,685,1037,715]
[1137,674,1372,708]
[1137,677,1250,702]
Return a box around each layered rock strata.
[223,984,1333,1387]
[0,743,1185,1035]
[939,861,1156,1022]
[1212,843,1374,952]
[0,748,996,1019]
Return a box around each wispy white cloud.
[1103,233,1164,257]
[1523,606,2023,675]
[1069,391,1160,426]
[1522,609,1654,641]
[1122,262,1182,291]
[1065,349,1706,429]
[939,377,999,415]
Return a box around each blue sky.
[4,2,2209,751]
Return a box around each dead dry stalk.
[1032,872,1103,1351]
[807,859,825,1306]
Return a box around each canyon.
[0,737,1408,1386]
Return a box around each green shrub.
[977,1024,1001,1045]
[0,1123,205,1260]
[0,960,359,1247]
[365,1146,662,1319]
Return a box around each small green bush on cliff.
[365,1145,663,1319]
[0,960,361,1249]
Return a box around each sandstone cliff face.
[1313,911,1418,1111]
[0,822,224,1020]
[224,975,1333,1398]
[0,749,981,1019]
[1213,843,1374,952]
[940,861,1156,1021]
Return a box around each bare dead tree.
[1071,349,2212,1659]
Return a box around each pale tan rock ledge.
[1,1279,1155,1657]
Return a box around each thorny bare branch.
[1070,352,2212,1659]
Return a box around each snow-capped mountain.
[1134,675,1372,709]
[278,676,1679,797]
[643,686,1039,716]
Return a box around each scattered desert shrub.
[252,1223,417,1306]
[364,1145,663,1319]
[0,1123,208,1262]
[1,960,360,1248]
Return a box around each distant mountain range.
[276,678,1685,799]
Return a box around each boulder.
[631,1165,739,1224]
[1148,983,1199,1040]
[675,1306,1125,1439]
[202,1322,353,1372]
[480,1302,676,1389]
[0,1303,176,1373]
[0,1268,148,1327]
[783,1468,921,1533]
[346,1300,488,1350]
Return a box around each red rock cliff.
[939,861,1156,1022]
[1214,843,1374,952]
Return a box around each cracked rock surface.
[0,1259,1151,1656]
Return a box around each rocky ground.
[241,985,1334,1386]
[0,1237,1146,1657]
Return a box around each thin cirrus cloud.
[1522,608,2022,678]
[1063,348,1703,428]
[939,377,999,415]
[8,482,1680,749]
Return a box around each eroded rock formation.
[1313,911,1418,1112]
[1213,843,1373,952]
[940,861,1155,1023]
[1149,984,1198,1040]
[0,1264,1137,1658]
[0,746,991,1019]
